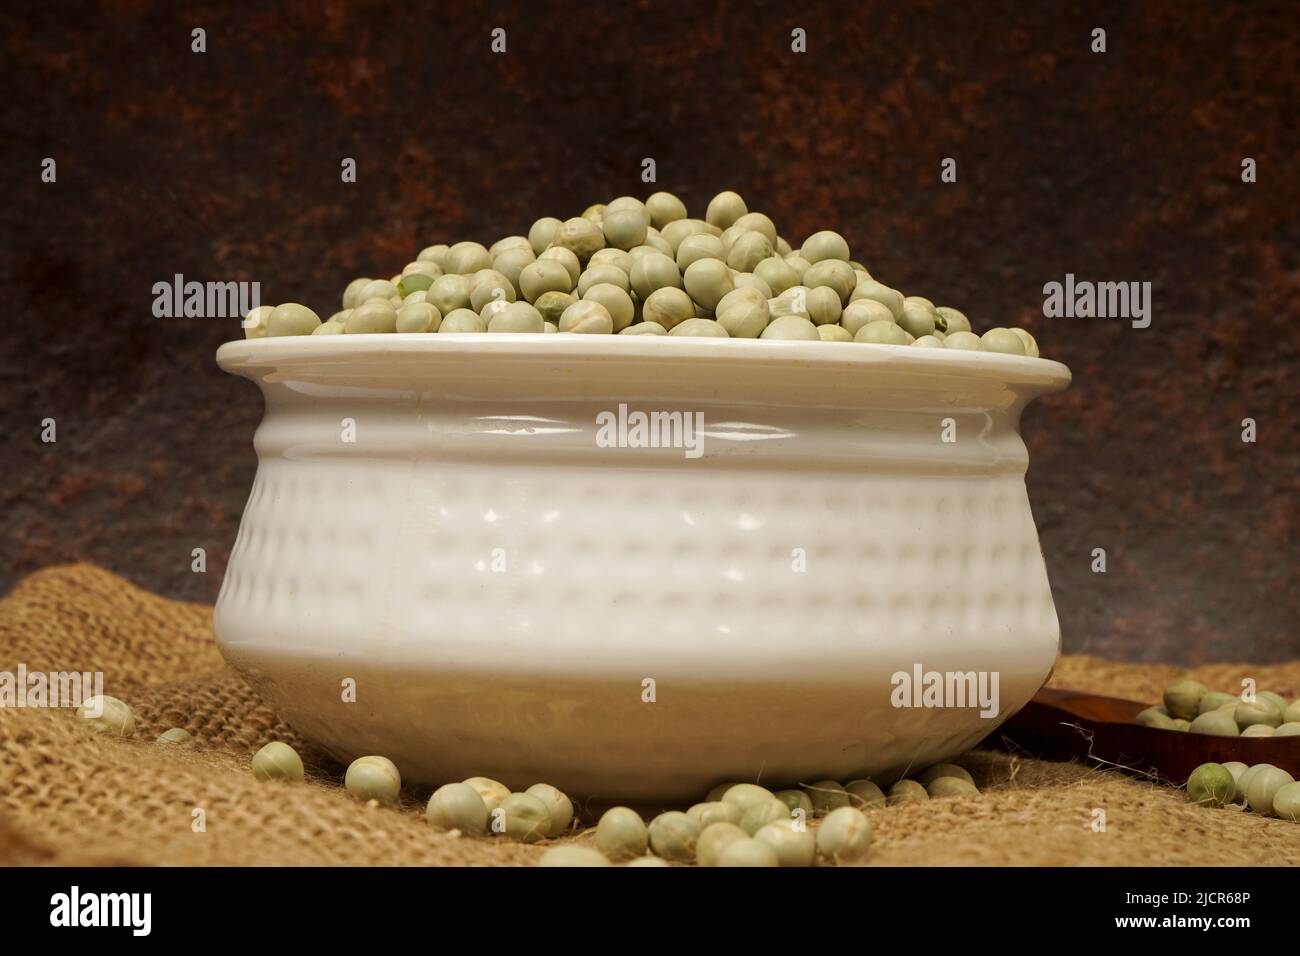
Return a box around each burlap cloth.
[2,564,1297,866]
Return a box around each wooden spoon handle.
[985,687,1300,784]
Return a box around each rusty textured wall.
[1,0,1296,662]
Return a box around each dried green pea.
[1186,763,1235,806]
[629,252,682,301]
[538,846,611,867]
[683,258,734,311]
[803,780,850,814]
[802,260,856,304]
[596,807,648,862]
[518,260,571,302]
[532,290,575,325]
[243,305,274,339]
[721,783,776,812]
[1241,724,1275,737]
[417,245,449,268]
[1234,699,1282,730]
[645,191,688,229]
[1170,718,1192,731]
[342,278,371,310]
[1286,701,1300,724]
[528,217,562,255]
[558,300,613,334]
[734,212,777,244]
[648,811,700,861]
[496,792,551,843]
[706,782,740,803]
[462,776,510,813]
[601,207,649,251]
[251,741,304,782]
[754,256,801,295]
[625,856,672,867]
[818,324,853,342]
[345,300,397,333]
[912,334,945,348]
[740,797,791,835]
[1163,679,1209,720]
[1009,327,1040,357]
[897,298,937,338]
[76,695,136,737]
[668,318,728,337]
[774,789,815,814]
[887,779,929,804]
[396,272,436,297]
[619,321,667,335]
[856,320,912,345]
[676,233,725,271]
[935,306,970,333]
[641,286,694,330]
[588,247,633,274]
[426,782,488,834]
[917,764,974,786]
[686,802,742,828]
[345,755,401,804]
[445,241,492,274]
[525,783,574,837]
[312,320,345,335]
[468,271,516,312]
[981,328,1026,355]
[760,315,820,340]
[439,309,487,333]
[697,821,748,867]
[487,301,545,333]
[705,190,747,230]
[539,245,582,285]
[552,217,605,261]
[396,301,440,333]
[355,279,400,305]
[1274,722,1300,736]
[582,283,635,331]
[802,230,851,264]
[944,330,984,350]
[156,727,192,745]
[926,777,980,798]
[1256,690,1288,714]
[1188,709,1239,736]
[492,249,535,289]
[577,264,630,297]
[841,299,895,337]
[428,274,471,315]
[1244,765,1296,816]
[717,838,779,867]
[850,279,904,318]
[1197,691,1239,715]
[268,303,322,337]
[845,779,886,810]
[489,236,532,259]
[754,818,816,867]
[816,806,871,863]
[727,230,773,272]
[805,286,843,325]
[1272,782,1300,822]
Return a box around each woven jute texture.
[2,564,1297,867]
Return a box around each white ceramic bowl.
[215,334,1070,802]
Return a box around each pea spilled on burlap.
[2,564,1298,866]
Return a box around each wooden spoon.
[985,687,1300,785]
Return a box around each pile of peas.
[241,190,1042,356]
[76,695,987,865]
[1137,680,1300,738]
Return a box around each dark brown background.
[2,0,1296,662]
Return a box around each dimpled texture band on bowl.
[214,335,1071,801]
